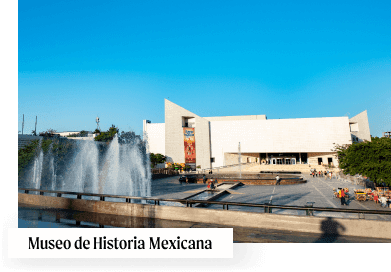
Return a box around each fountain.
[18,132,151,199]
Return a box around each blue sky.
[18,0,391,136]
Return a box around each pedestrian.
[380,196,387,208]
[319,171,321,177]
[202,174,207,184]
[276,175,281,185]
[340,189,346,205]
[330,172,333,179]
[374,194,379,204]
[315,171,318,177]
[210,178,215,190]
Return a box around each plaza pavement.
[151,174,391,221]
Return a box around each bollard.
[305,202,315,216]
[264,205,272,213]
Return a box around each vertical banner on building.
[183,128,196,163]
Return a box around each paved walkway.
[152,175,391,221]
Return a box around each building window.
[211,157,215,163]
[318,158,322,165]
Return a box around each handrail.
[19,188,391,216]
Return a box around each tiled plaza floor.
[152,174,391,221]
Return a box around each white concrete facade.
[349,110,371,143]
[143,100,370,170]
[143,122,165,155]
[209,117,352,168]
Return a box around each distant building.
[143,99,371,170]
[53,131,96,140]
[384,131,391,138]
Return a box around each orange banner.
[183,128,196,164]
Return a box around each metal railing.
[19,188,391,219]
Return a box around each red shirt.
[341,190,345,197]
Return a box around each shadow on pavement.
[314,217,346,243]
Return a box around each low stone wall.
[192,173,306,185]
[152,173,179,180]
[194,178,306,185]
[18,193,391,239]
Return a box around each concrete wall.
[144,123,165,155]
[209,117,352,168]
[349,110,371,142]
[19,193,391,239]
[204,115,267,121]
[164,99,211,169]
[308,152,339,167]
[223,153,259,166]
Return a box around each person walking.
[340,189,346,205]
[210,178,216,190]
[202,174,207,184]
[276,175,281,185]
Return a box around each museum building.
[143,99,371,170]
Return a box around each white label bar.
[8,228,233,258]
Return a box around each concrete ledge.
[195,179,306,185]
[18,193,391,239]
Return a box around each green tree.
[39,128,57,137]
[94,125,119,142]
[150,153,166,168]
[335,137,391,186]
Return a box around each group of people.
[310,169,335,180]
[336,188,348,205]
